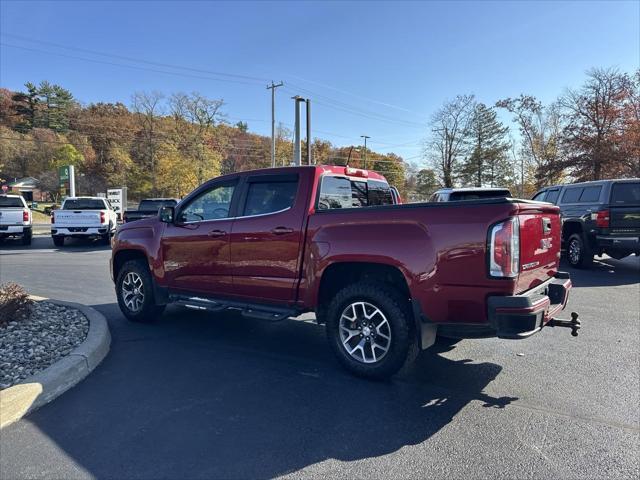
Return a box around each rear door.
[229,172,309,303]
[609,181,640,234]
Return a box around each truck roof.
[205,165,389,184]
[435,187,511,193]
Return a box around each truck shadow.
[15,305,515,479]
[0,235,111,252]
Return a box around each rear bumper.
[595,235,640,253]
[487,273,571,339]
[52,226,109,238]
[0,225,30,236]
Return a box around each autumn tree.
[426,94,475,187]
[132,91,164,195]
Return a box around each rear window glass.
[318,176,393,210]
[579,186,602,202]
[0,196,24,207]
[449,190,511,201]
[139,199,177,211]
[63,199,106,210]
[545,190,560,204]
[243,181,297,216]
[561,188,582,203]
[611,183,640,205]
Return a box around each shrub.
[0,283,33,326]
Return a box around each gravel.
[0,301,89,389]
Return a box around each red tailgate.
[516,203,562,293]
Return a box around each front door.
[161,179,238,297]
[229,172,307,303]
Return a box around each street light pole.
[360,135,370,169]
[267,81,283,168]
[292,96,304,166]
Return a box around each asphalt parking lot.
[0,236,638,479]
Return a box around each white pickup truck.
[51,197,118,247]
[0,194,32,245]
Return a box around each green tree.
[50,143,84,170]
[415,168,438,198]
[459,103,511,187]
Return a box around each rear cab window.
[579,186,602,202]
[449,190,511,201]
[317,176,394,210]
[63,199,107,210]
[610,182,640,205]
[561,187,583,203]
[0,196,26,208]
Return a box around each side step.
[170,294,298,322]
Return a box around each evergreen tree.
[459,103,510,187]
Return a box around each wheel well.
[562,222,583,245]
[113,250,148,281]
[316,262,411,323]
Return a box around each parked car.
[51,196,118,247]
[532,179,640,268]
[123,198,179,223]
[0,194,32,245]
[429,187,512,202]
[111,165,575,379]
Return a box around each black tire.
[116,259,165,322]
[101,225,113,246]
[52,236,65,247]
[21,231,32,246]
[326,281,417,380]
[567,233,593,268]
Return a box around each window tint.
[318,176,393,209]
[180,183,235,222]
[579,186,602,203]
[561,187,582,203]
[450,190,511,201]
[0,196,25,207]
[611,182,640,204]
[545,189,560,204]
[318,176,352,209]
[243,181,297,216]
[63,199,106,210]
[368,180,394,206]
[532,191,546,202]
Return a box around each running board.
[170,294,298,322]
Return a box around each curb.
[0,299,111,429]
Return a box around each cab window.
[179,182,236,222]
[243,179,298,216]
[532,191,546,202]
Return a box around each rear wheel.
[52,236,65,247]
[567,233,593,268]
[21,230,32,246]
[101,225,113,246]
[116,259,165,322]
[326,281,416,380]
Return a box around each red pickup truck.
[111,165,577,378]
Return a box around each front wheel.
[116,259,165,322]
[326,282,416,380]
[567,233,593,269]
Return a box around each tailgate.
[609,182,640,233]
[0,208,24,226]
[516,203,561,293]
[55,210,102,227]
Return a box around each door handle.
[208,229,227,237]
[271,226,294,235]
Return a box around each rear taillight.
[23,209,29,222]
[591,209,610,228]
[488,217,520,278]
[100,211,106,224]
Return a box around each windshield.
[138,199,177,211]
[611,183,640,205]
[450,190,511,201]
[63,199,106,210]
[0,196,25,208]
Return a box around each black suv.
[532,179,640,268]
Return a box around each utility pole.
[360,135,370,169]
[306,98,312,165]
[267,81,283,167]
[292,96,304,166]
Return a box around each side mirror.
[159,206,175,223]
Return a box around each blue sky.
[1,0,638,163]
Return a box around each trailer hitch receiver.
[548,312,581,337]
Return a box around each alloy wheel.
[339,301,392,364]
[122,271,145,312]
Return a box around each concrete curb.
[0,299,111,429]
